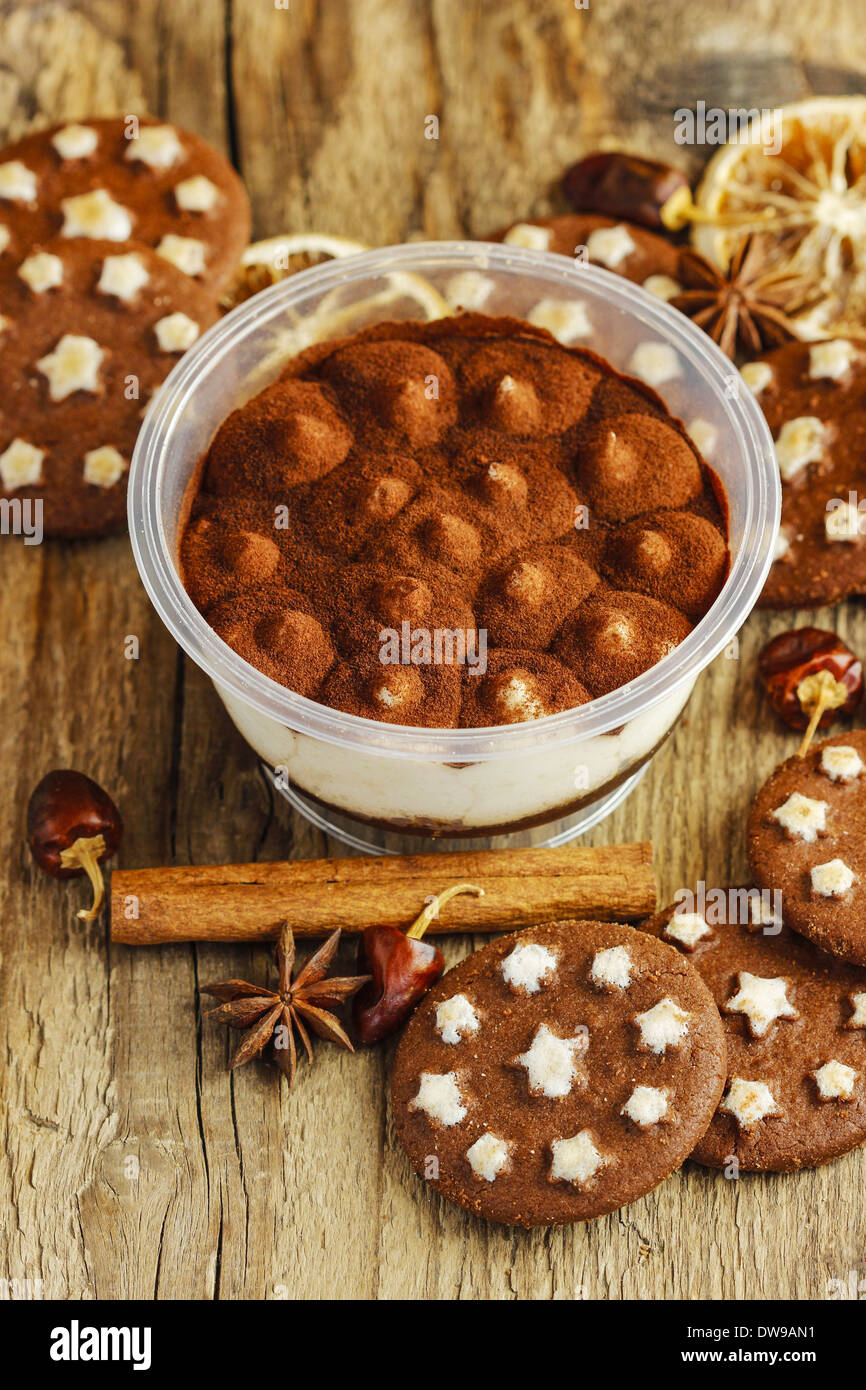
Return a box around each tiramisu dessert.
[179,313,729,833]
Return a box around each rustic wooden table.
[2,0,866,1302]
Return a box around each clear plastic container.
[128,242,779,853]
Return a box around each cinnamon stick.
[110,843,656,945]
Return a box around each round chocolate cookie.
[748,338,866,608]
[748,730,866,967]
[391,920,726,1226]
[493,214,684,302]
[0,238,219,536]
[0,116,250,293]
[643,894,866,1171]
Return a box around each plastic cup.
[128,242,779,854]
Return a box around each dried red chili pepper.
[26,770,123,921]
[758,627,863,756]
[561,152,690,231]
[561,150,775,234]
[353,883,483,1044]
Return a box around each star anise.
[202,924,370,1084]
[671,236,814,359]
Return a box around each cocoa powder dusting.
[179,314,729,728]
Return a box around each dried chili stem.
[406,883,485,941]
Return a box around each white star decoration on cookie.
[0,160,37,204]
[664,911,712,950]
[770,791,828,842]
[589,944,632,989]
[435,993,480,1045]
[813,1060,858,1102]
[37,334,104,402]
[724,972,798,1038]
[500,941,558,993]
[502,222,551,251]
[549,1131,608,1187]
[527,297,592,343]
[811,858,855,898]
[774,416,827,481]
[586,223,636,268]
[621,1085,670,1128]
[634,997,691,1054]
[83,446,127,489]
[98,253,149,303]
[156,234,207,276]
[720,1077,779,1130]
[820,745,864,783]
[52,124,99,160]
[628,341,681,387]
[126,124,183,169]
[466,1133,510,1182]
[409,1071,467,1127]
[513,1022,587,1099]
[741,361,773,394]
[61,188,133,241]
[154,312,200,352]
[0,438,44,491]
[18,252,63,294]
[174,175,219,212]
[809,339,858,380]
[848,992,866,1029]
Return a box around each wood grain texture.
[1,0,866,1301]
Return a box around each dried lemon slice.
[220,232,368,309]
[221,232,450,329]
[223,234,452,381]
[692,96,866,339]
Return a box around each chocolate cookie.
[391,920,726,1226]
[748,730,866,967]
[493,214,684,308]
[643,894,866,1171]
[747,338,866,608]
[0,116,250,293]
[0,238,219,536]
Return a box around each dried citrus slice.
[691,96,866,339]
[221,232,451,330]
[221,234,453,382]
[220,232,368,310]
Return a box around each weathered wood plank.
[2,0,866,1302]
